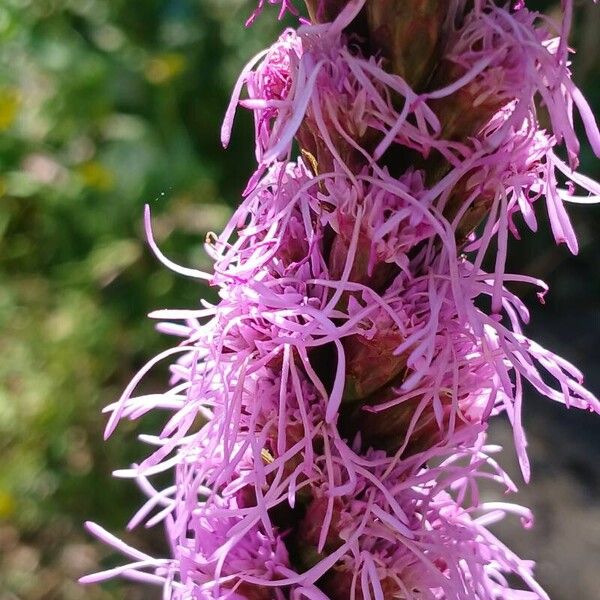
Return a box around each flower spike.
[84,2,599,598]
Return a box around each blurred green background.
[0,1,598,599]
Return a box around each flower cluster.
[83,1,599,599]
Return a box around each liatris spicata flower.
[82,1,600,598]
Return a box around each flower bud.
[327,217,395,291]
[296,120,369,178]
[366,0,447,90]
[321,564,400,600]
[342,328,406,401]
[233,584,275,600]
[295,496,345,565]
[341,383,454,455]
[430,6,529,142]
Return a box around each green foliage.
[0,1,285,597]
[0,1,597,599]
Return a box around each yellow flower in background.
[0,490,16,518]
[77,161,115,191]
[145,52,187,85]
[0,87,20,131]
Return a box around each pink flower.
[84,1,600,598]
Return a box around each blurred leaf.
[89,239,142,286]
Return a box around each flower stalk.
[83,1,600,598]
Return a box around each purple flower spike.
[84,1,600,598]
